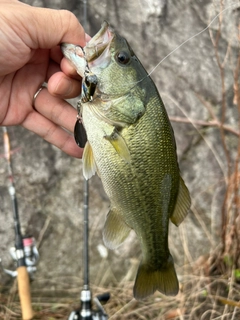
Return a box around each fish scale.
[61,21,191,300]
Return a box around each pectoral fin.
[82,141,97,180]
[104,129,131,163]
[170,176,191,226]
[103,208,131,250]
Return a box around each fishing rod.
[68,1,110,319]
[68,179,109,320]
[0,127,39,320]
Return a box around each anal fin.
[170,176,191,226]
[103,208,131,250]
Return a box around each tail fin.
[133,255,179,300]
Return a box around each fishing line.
[131,0,240,87]
[73,1,239,98]
[147,0,240,77]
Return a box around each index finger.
[9,4,86,49]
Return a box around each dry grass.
[1,269,240,319]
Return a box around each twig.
[232,51,240,264]
[164,93,228,181]
[169,116,239,137]
[36,215,52,250]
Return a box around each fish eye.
[115,51,130,65]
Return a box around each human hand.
[0,0,87,158]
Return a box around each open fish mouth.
[85,21,114,62]
[61,21,114,77]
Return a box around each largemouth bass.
[62,21,191,300]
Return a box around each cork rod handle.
[17,266,34,320]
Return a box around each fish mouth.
[85,21,114,63]
[61,21,114,76]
